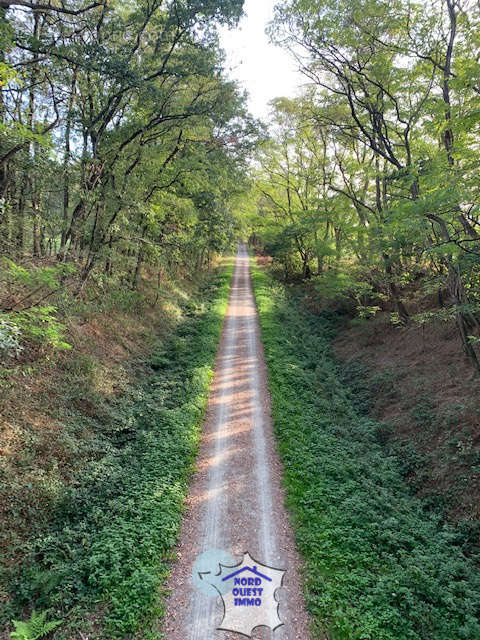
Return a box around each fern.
[9,610,63,640]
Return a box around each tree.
[260,0,480,372]
[0,0,254,295]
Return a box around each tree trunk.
[32,209,40,256]
[105,234,114,276]
[0,8,10,200]
[302,253,311,279]
[447,263,480,375]
[60,70,77,255]
[334,227,342,264]
[31,141,41,257]
[383,253,409,323]
[132,226,147,290]
[16,174,27,252]
[375,153,409,323]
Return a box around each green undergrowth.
[251,260,480,640]
[337,358,480,555]
[2,260,233,639]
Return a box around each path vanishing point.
[163,245,311,639]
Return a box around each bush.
[8,307,71,351]
[0,318,22,357]
[252,261,480,640]
[2,262,233,638]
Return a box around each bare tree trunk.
[382,253,409,323]
[0,8,9,200]
[23,13,40,256]
[60,70,77,255]
[105,234,114,276]
[448,263,480,376]
[334,227,342,264]
[434,0,480,374]
[16,177,26,252]
[39,222,46,256]
[32,201,40,257]
[313,229,324,274]
[302,259,311,279]
[1,165,14,243]
[31,141,41,257]
[132,225,147,289]
[74,255,97,297]
[375,153,409,323]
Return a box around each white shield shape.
[199,551,285,638]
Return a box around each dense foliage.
[252,261,480,640]
[248,0,480,373]
[1,260,233,638]
[0,0,255,302]
[3,0,480,637]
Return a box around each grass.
[1,259,233,639]
[251,260,480,640]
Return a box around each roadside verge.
[251,259,480,640]
[2,260,233,640]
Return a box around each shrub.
[0,318,22,357]
[252,261,480,640]
[9,307,71,351]
[3,261,233,639]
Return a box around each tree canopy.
[248,0,480,372]
[0,0,257,291]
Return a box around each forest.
[248,0,480,373]
[1,0,254,299]
[1,0,480,639]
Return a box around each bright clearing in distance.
[218,0,304,120]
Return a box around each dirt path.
[163,246,311,639]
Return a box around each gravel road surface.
[163,245,311,639]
